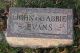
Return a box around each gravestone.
[5,8,73,48]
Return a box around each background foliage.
[0,0,80,53]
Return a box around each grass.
[0,0,80,53]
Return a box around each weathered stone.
[5,8,73,48]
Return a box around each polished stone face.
[5,8,73,48]
[7,8,73,39]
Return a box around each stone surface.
[5,8,73,48]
